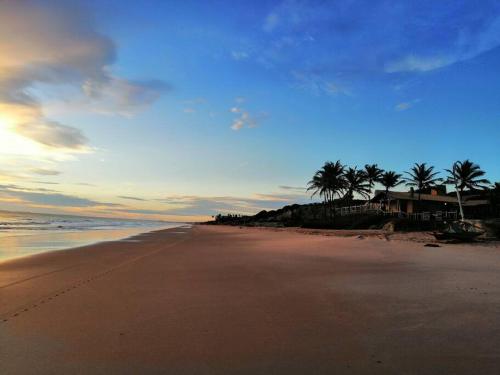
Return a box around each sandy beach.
[1,225,500,374]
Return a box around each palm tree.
[380,171,404,194]
[307,161,346,218]
[343,167,370,206]
[445,160,490,194]
[308,169,329,206]
[364,164,384,202]
[404,163,442,211]
[445,160,490,220]
[380,171,403,211]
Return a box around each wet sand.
[1,225,499,374]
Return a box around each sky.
[0,0,499,222]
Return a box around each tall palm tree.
[380,171,403,211]
[380,171,404,194]
[445,160,490,220]
[364,164,384,202]
[343,167,370,206]
[445,160,490,194]
[308,169,329,205]
[404,163,442,211]
[307,161,346,218]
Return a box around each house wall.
[387,199,457,213]
[407,200,413,214]
[387,200,400,213]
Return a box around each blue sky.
[0,0,499,221]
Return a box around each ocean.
[0,210,184,262]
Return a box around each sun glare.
[0,117,45,156]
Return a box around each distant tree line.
[307,159,496,217]
[210,160,499,224]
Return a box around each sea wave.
[0,211,167,232]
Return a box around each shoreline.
[2,225,500,374]
[3,221,498,265]
[0,222,188,264]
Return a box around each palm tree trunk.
[385,187,389,212]
[456,186,465,221]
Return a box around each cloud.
[385,13,500,73]
[395,102,412,111]
[231,51,250,61]
[257,0,500,85]
[229,106,268,131]
[385,56,453,73]
[291,70,351,96]
[82,78,171,116]
[118,195,147,201]
[0,1,167,152]
[15,121,88,151]
[30,168,61,176]
[263,13,280,32]
[74,182,97,187]
[279,185,306,192]
[231,118,245,131]
[153,193,309,216]
[395,99,420,111]
[0,184,119,208]
[180,97,208,115]
[31,181,60,185]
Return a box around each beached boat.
[433,221,484,242]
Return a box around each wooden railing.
[334,203,458,222]
[406,211,458,221]
[335,203,383,216]
[382,211,458,221]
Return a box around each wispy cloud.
[0,184,120,208]
[181,97,208,115]
[30,168,61,176]
[257,0,500,85]
[263,13,280,32]
[395,99,420,111]
[118,195,147,201]
[15,121,89,151]
[231,51,250,61]
[279,185,307,192]
[291,71,351,96]
[229,101,268,131]
[0,1,168,153]
[82,78,170,117]
[153,192,309,216]
[31,181,60,185]
[385,56,452,73]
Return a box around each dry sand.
[1,225,499,374]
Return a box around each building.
[371,188,489,217]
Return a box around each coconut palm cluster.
[307,160,492,214]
